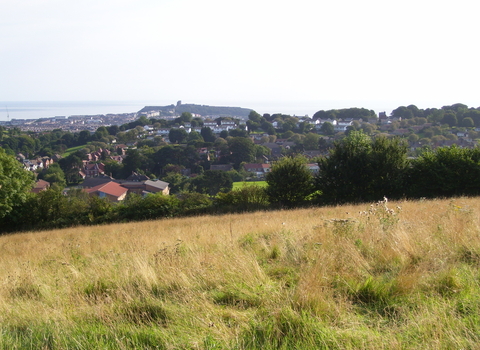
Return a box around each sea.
[0,100,391,122]
[0,101,152,122]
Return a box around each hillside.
[138,102,252,118]
[1,197,480,348]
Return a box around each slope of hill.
[1,197,480,348]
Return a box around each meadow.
[1,197,480,349]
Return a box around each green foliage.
[177,192,213,215]
[200,126,216,143]
[303,132,320,150]
[319,121,335,135]
[190,170,233,196]
[317,131,409,204]
[228,137,256,169]
[216,185,269,211]
[408,146,480,198]
[265,156,314,207]
[118,193,180,221]
[38,163,66,189]
[442,112,458,127]
[0,148,35,218]
[168,128,188,144]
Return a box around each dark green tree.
[151,146,185,175]
[442,112,458,127]
[122,149,149,177]
[201,127,216,143]
[38,163,66,190]
[392,106,414,119]
[320,122,335,135]
[303,133,320,150]
[316,131,409,204]
[228,137,255,169]
[462,117,474,128]
[169,128,188,144]
[407,146,480,198]
[265,156,314,207]
[191,170,233,196]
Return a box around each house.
[306,163,320,174]
[334,121,353,132]
[262,143,287,158]
[303,150,322,159]
[110,155,124,163]
[23,160,38,171]
[126,172,150,182]
[144,180,170,195]
[118,179,170,196]
[78,175,116,189]
[83,162,105,178]
[86,181,128,202]
[31,179,50,193]
[243,163,271,178]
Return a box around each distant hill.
[138,102,252,118]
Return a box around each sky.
[1,0,479,116]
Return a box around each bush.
[316,132,409,204]
[216,185,269,212]
[265,156,314,207]
[407,146,480,198]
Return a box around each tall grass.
[1,197,480,348]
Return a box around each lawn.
[62,144,87,157]
[232,180,267,190]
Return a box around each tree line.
[3,131,480,233]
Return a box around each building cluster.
[0,113,138,132]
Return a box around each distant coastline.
[0,101,151,121]
[0,100,394,122]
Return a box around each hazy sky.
[1,0,479,114]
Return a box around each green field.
[232,181,267,189]
[62,144,87,157]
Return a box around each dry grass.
[1,197,480,348]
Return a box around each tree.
[0,148,35,218]
[187,130,203,144]
[392,106,414,119]
[122,149,149,177]
[58,150,85,175]
[191,170,233,196]
[178,112,192,124]
[303,133,320,150]
[228,137,256,169]
[265,156,314,207]
[38,163,66,189]
[408,133,419,143]
[169,128,188,144]
[162,172,188,194]
[201,127,216,143]
[442,112,458,127]
[316,131,409,204]
[408,146,480,198]
[462,117,474,128]
[320,122,335,135]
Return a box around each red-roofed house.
[31,179,50,193]
[86,181,128,202]
[83,162,105,178]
